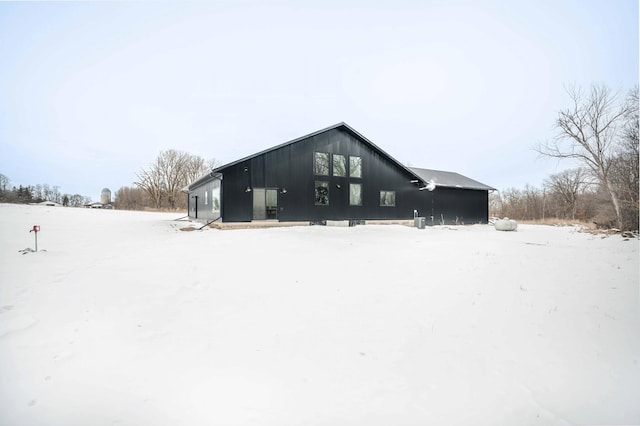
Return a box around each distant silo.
[101,188,111,204]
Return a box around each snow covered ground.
[1,203,638,426]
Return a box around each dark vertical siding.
[431,188,488,225]
[248,127,424,222]
[221,162,253,222]
[189,126,490,224]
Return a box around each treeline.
[490,166,638,230]
[114,149,216,211]
[493,84,638,231]
[0,175,91,207]
[535,84,638,230]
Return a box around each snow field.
[0,203,638,425]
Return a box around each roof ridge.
[206,122,423,180]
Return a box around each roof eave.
[187,171,223,191]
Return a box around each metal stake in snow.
[30,225,40,252]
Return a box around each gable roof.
[409,167,495,191]
[42,200,62,206]
[189,122,423,189]
[188,123,495,192]
[214,122,419,176]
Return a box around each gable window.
[349,156,362,178]
[350,183,362,206]
[314,152,329,175]
[315,181,329,205]
[333,154,346,177]
[380,191,395,207]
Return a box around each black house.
[187,123,494,224]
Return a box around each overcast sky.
[1,0,637,201]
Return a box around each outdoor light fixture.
[245,187,252,192]
[418,179,437,191]
[280,188,287,194]
[336,184,341,189]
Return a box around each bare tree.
[610,87,639,230]
[136,150,212,210]
[33,184,43,202]
[52,185,61,203]
[544,168,592,220]
[622,87,639,150]
[68,194,86,207]
[499,188,525,219]
[115,186,152,210]
[136,163,164,209]
[536,84,630,229]
[0,173,10,192]
[42,184,53,202]
[488,191,502,218]
[522,184,543,220]
[183,155,207,185]
[158,149,189,209]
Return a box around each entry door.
[253,188,278,220]
[265,189,278,219]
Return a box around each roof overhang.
[187,171,223,191]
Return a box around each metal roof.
[409,167,496,191]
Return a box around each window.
[333,154,346,177]
[350,183,362,206]
[204,190,208,205]
[211,181,221,213]
[349,156,362,178]
[314,152,329,175]
[315,181,329,205]
[380,191,395,207]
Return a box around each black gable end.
[212,122,421,180]
[213,125,420,222]
[188,123,492,224]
